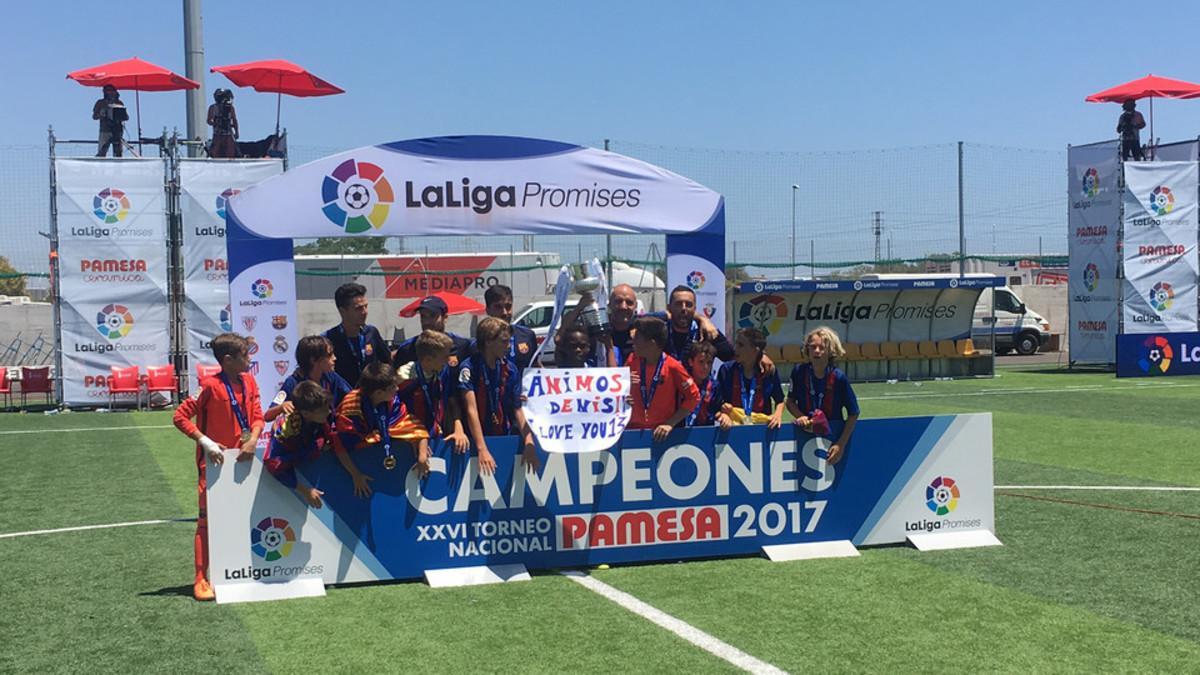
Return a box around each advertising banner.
[54,159,170,406]
[731,278,998,349]
[207,414,994,602]
[521,367,632,453]
[1067,142,1121,363]
[228,258,299,410]
[1116,331,1200,377]
[1121,161,1199,334]
[178,160,283,392]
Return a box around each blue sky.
[8,0,1200,151]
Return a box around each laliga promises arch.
[224,135,726,399]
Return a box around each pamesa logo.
[1139,335,1173,374]
[1148,185,1175,216]
[737,294,787,337]
[686,270,706,290]
[1149,281,1174,312]
[251,517,296,562]
[1083,262,1099,292]
[95,303,134,340]
[321,159,394,234]
[215,188,241,220]
[93,187,130,224]
[1081,167,1099,198]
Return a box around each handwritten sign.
[521,367,632,453]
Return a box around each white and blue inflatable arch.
[224,135,725,400]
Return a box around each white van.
[858,273,1051,355]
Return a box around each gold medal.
[240,429,251,444]
[383,455,397,470]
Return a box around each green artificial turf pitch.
[1,367,1198,673]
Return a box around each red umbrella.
[211,59,344,135]
[1085,74,1200,153]
[67,57,200,146]
[398,292,486,318]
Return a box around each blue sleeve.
[767,369,785,406]
[839,371,860,416]
[457,361,475,393]
[715,362,734,408]
[278,375,298,401]
[503,359,521,409]
[787,365,804,405]
[711,331,736,362]
[331,373,352,406]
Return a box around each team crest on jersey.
[273,335,288,353]
[518,342,530,354]
[271,315,288,330]
[275,360,289,375]
[242,316,257,332]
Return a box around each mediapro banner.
[1116,331,1200,377]
[521,367,632,453]
[1067,143,1121,363]
[178,160,283,393]
[207,414,994,601]
[1121,161,1199,334]
[731,283,983,347]
[54,159,169,406]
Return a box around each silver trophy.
[573,276,610,337]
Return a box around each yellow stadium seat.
[937,340,959,358]
[919,341,940,358]
[899,341,921,358]
[842,343,862,361]
[781,344,806,363]
[859,342,882,360]
[763,345,783,363]
[957,338,979,357]
[880,342,901,359]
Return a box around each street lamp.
[790,184,800,279]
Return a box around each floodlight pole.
[790,184,800,279]
[183,0,206,157]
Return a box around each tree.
[0,256,27,297]
[293,237,388,256]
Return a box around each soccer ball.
[1149,348,1163,364]
[344,183,372,210]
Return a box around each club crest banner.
[1067,143,1121,363]
[54,159,170,405]
[178,160,283,393]
[521,367,632,453]
[1121,161,1199,334]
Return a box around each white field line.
[859,381,1196,401]
[562,570,787,675]
[0,518,194,540]
[0,425,174,436]
[997,485,1200,492]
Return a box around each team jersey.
[174,371,264,449]
[396,361,455,436]
[333,389,428,454]
[272,370,352,411]
[324,323,390,388]
[716,361,785,416]
[458,353,521,436]
[264,412,331,489]
[687,373,719,426]
[392,333,472,371]
[625,352,700,430]
[787,363,860,438]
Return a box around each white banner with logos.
[521,367,632,453]
[179,160,283,392]
[54,159,170,406]
[229,259,300,411]
[1121,161,1199,334]
[1067,143,1121,363]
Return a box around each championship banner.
[732,278,1000,349]
[521,367,632,453]
[178,160,283,393]
[207,414,994,602]
[1116,331,1200,377]
[54,159,170,406]
[1121,161,1199,334]
[1067,142,1121,363]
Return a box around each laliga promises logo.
[1081,167,1099,198]
[686,270,706,290]
[321,159,394,234]
[215,188,241,220]
[1139,335,1173,374]
[1149,281,1174,312]
[251,278,274,299]
[219,304,232,332]
[737,294,787,337]
[92,187,130,224]
[1148,185,1175,216]
[95,303,135,340]
[925,476,960,516]
[250,517,295,562]
[1083,262,1099,292]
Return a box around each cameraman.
[1117,99,1146,161]
[207,88,239,158]
[92,85,127,157]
